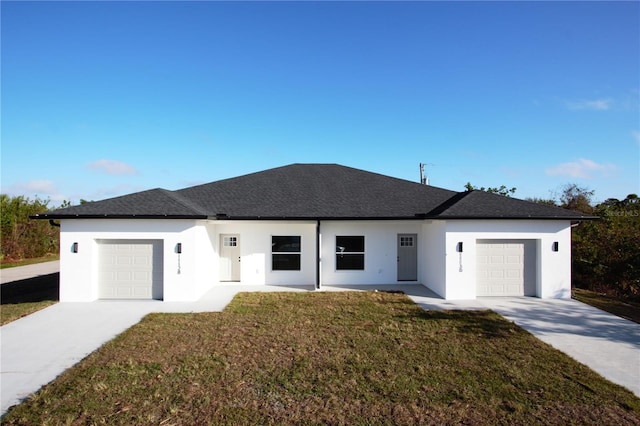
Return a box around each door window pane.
[400,236,414,247]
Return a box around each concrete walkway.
[2,281,639,416]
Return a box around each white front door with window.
[397,234,417,281]
[220,234,240,281]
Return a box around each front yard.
[2,291,638,425]
[0,301,57,326]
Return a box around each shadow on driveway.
[1,273,59,304]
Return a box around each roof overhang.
[31,214,209,220]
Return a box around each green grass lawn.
[0,255,59,269]
[573,288,640,324]
[2,292,638,425]
[0,301,57,326]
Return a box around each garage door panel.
[98,240,163,300]
[133,256,150,266]
[505,269,521,279]
[477,240,526,297]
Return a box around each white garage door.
[476,240,525,297]
[98,240,163,300]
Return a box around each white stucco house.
[34,164,594,302]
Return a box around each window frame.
[271,235,302,271]
[335,235,365,271]
[223,236,237,247]
[399,235,414,247]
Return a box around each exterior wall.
[59,217,572,302]
[210,221,318,286]
[59,219,214,302]
[442,220,572,299]
[420,220,446,298]
[319,221,423,286]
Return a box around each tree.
[528,185,639,301]
[0,195,61,261]
[571,193,639,300]
[464,182,517,197]
[524,197,557,206]
[557,183,594,214]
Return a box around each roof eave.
[31,214,209,220]
[434,215,599,220]
[210,215,435,221]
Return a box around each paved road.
[0,261,60,284]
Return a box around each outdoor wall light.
[176,243,182,254]
[72,242,78,253]
[456,242,463,253]
[552,241,559,252]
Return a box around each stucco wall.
[420,220,446,298]
[59,219,210,302]
[59,218,573,302]
[319,221,423,286]
[210,221,318,286]
[442,220,572,299]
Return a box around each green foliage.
[0,194,61,261]
[571,193,640,300]
[527,184,638,301]
[524,197,557,206]
[557,183,595,214]
[464,182,517,197]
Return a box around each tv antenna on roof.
[419,163,430,185]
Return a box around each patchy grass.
[573,288,640,324]
[3,292,639,425]
[0,255,59,269]
[1,273,59,326]
[0,301,57,326]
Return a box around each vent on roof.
[419,163,430,185]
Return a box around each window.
[400,236,414,247]
[336,236,365,270]
[223,236,237,247]
[272,236,301,271]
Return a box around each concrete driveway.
[409,292,640,398]
[2,281,639,416]
[0,284,309,415]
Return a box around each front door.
[397,234,417,281]
[220,234,240,281]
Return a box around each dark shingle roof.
[35,188,207,218]
[175,164,456,219]
[431,190,590,219]
[34,164,594,220]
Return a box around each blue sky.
[2,1,639,206]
